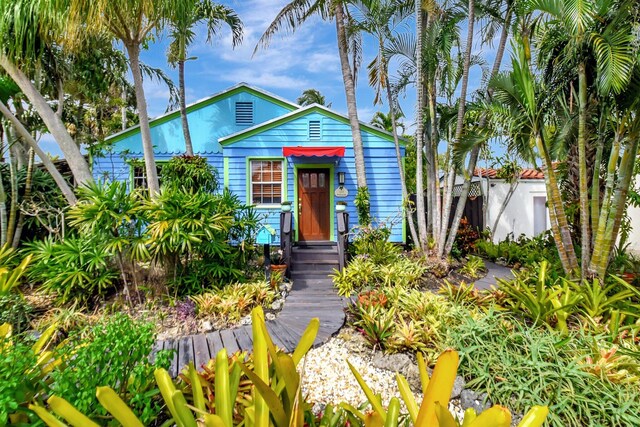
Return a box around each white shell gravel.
[298,337,465,420]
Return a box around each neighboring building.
[448,168,551,242]
[94,83,406,243]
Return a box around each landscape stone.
[460,389,492,414]
[265,312,276,321]
[451,375,466,399]
[370,352,412,372]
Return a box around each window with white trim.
[131,163,164,189]
[250,160,283,205]
[235,102,254,126]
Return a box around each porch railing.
[337,211,349,271]
[279,211,293,278]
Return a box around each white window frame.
[249,159,284,207]
[130,161,165,190]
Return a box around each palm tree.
[370,111,405,134]
[0,0,93,187]
[297,88,331,107]
[352,0,419,244]
[258,0,370,222]
[68,0,191,195]
[168,1,242,156]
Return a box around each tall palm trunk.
[0,122,7,245]
[125,43,160,196]
[335,3,368,192]
[6,142,17,244]
[443,5,511,257]
[414,0,428,249]
[12,148,34,248]
[0,100,77,204]
[385,73,419,245]
[178,59,194,156]
[0,56,93,186]
[577,64,590,277]
[427,73,440,244]
[441,0,475,257]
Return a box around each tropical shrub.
[0,254,31,295]
[351,222,401,264]
[332,256,427,297]
[452,217,481,257]
[25,236,119,305]
[475,231,559,268]
[0,294,34,334]
[460,255,486,279]
[161,154,219,193]
[50,314,171,424]
[354,186,371,225]
[448,311,640,427]
[190,281,277,326]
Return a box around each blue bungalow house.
[94,83,406,244]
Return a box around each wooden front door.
[298,168,330,241]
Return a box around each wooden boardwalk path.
[156,255,345,377]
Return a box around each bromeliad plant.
[345,349,549,427]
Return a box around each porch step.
[291,244,339,273]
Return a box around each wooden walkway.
[156,268,345,377]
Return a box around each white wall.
[626,178,640,253]
[482,179,550,243]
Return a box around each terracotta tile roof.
[474,167,545,180]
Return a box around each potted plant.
[336,201,347,212]
[270,248,287,287]
[280,200,292,212]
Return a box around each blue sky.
[40,0,501,161]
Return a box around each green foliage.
[161,155,219,193]
[439,280,485,307]
[475,232,559,268]
[460,255,486,279]
[452,217,480,257]
[354,186,371,225]
[332,256,427,297]
[351,222,402,264]
[0,294,34,334]
[448,312,640,427]
[352,303,396,350]
[25,236,119,305]
[0,334,38,425]
[190,281,277,326]
[0,254,31,295]
[50,314,171,424]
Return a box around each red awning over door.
[282,146,345,157]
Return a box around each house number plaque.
[335,187,348,198]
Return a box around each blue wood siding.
[109,92,293,155]
[93,152,224,190]
[224,112,406,243]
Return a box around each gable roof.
[106,83,300,144]
[474,167,545,180]
[219,103,406,146]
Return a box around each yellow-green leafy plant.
[29,307,322,427]
[0,254,31,295]
[346,349,549,427]
[439,280,485,307]
[460,255,486,279]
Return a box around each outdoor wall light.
[338,172,346,186]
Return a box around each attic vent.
[309,120,321,140]
[235,102,254,126]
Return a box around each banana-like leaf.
[461,408,477,426]
[187,363,205,413]
[415,349,459,426]
[416,353,430,395]
[171,390,198,427]
[33,322,58,354]
[215,349,233,427]
[468,405,511,427]
[364,411,385,427]
[28,404,68,427]
[384,398,400,427]
[277,353,300,404]
[517,405,549,427]
[155,369,179,420]
[347,361,387,423]
[395,373,418,423]
[339,402,366,421]
[251,307,270,427]
[292,317,320,365]
[435,402,457,427]
[48,396,100,427]
[239,362,288,426]
[203,413,228,427]
[96,386,144,427]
